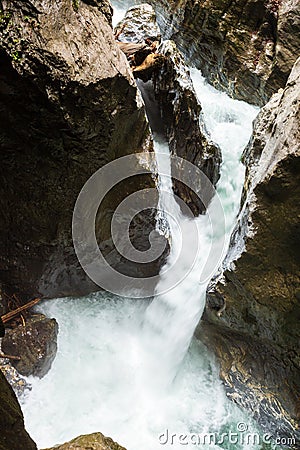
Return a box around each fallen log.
[1,298,41,324]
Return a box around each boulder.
[198,57,300,444]
[0,0,162,301]
[2,314,58,377]
[133,52,166,78]
[43,432,126,450]
[0,356,32,397]
[269,0,300,93]
[149,39,222,215]
[150,0,300,106]
[0,369,37,449]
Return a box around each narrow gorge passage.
[20,70,262,449]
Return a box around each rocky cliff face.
[0,369,37,450]
[198,57,300,444]
[151,0,300,106]
[0,0,161,302]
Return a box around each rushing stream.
[20,70,263,449]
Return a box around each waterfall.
[16,8,261,447]
[141,138,215,389]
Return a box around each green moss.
[0,9,27,62]
[24,15,37,26]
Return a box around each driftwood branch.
[1,298,41,324]
[0,353,21,361]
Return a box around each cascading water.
[20,69,263,450]
[139,66,259,391]
[141,139,221,390]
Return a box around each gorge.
[0,0,299,449]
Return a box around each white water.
[141,139,219,391]
[21,73,261,450]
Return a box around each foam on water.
[21,294,263,450]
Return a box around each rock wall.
[150,0,300,106]
[198,57,300,444]
[0,0,160,302]
[0,369,37,450]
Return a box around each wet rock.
[43,432,126,450]
[0,369,37,449]
[199,57,300,444]
[115,4,161,66]
[0,0,161,300]
[197,322,300,447]
[269,0,300,94]
[118,4,222,215]
[2,314,58,377]
[150,0,300,106]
